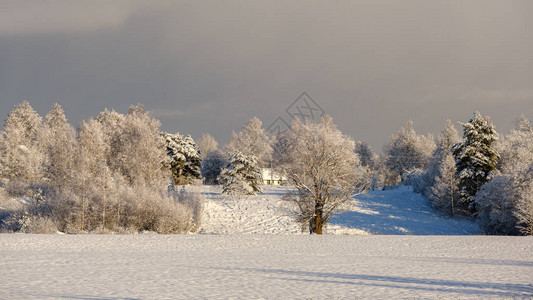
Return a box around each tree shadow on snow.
[230,267,533,297]
[329,187,480,235]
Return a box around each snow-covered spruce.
[218,152,262,195]
[452,112,499,214]
[163,132,202,185]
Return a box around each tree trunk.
[313,207,323,235]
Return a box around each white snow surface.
[198,185,481,235]
[2,186,530,299]
[1,234,532,299]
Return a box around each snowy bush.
[0,102,200,234]
[176,186,205,232]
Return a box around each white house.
[261,168,287,185]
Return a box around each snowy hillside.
[198,185,480,235]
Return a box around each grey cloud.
[0,0,532,150]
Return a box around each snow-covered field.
[2,186,531,299]
[1,234,532,299]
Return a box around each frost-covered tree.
[281,116,368,234]
[452,112,499,214]
[224,117,272,167]
[201,150,227,185]
[219,152,262,195]
[0,101,45,187]
[514,178,533,236]
[475,174,518,235]
[413,120,461,213]
[384,120,435,183]
[354,141,377,169]
[100,105,168,187]
[428,153,460,216]
[71,119,114,231]
[196,132,218,160]
[39,103,76,186]
[497,116,533,174]
[163,132,202,185]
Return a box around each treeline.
[356,113,533,236]
[0,102,203,234]
[1,100,532,235]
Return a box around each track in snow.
[197,185,480,235]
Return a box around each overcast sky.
[1,0,532,151]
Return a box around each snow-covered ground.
[199,185,480,235]
[3,186,529,299]
[1,234,532,299]
[198,185,302,234]
[329,186,481,235]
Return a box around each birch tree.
[281,116,368,234]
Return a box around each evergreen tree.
[163,132,202,185]
[452,112,499,214]
[219,152,262,195]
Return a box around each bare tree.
[0,101,45,189]
[197,132,218,160]
[224,117,272,167]
[384,120,435,183]
[281,116,368,234]
[40,103,76,186]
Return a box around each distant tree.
[224,117,272,167]
[119,105,168,186]
[72,119,114,231]
[428,153,460,216]
[281,116,368,234]
[219,152,262,195]
[452,112,499,214]
[384,120,435,183]
[354,141,376,169]
[196,132,218,160]
[414,120,461,215]
[201,150,227,185]
[497,115,533,174]
[0,101,45,187]
[163,132,202,185]
[39,103,76,186]
[96,108,126,177]
[514,174,533,236]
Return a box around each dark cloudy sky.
[1,0,532,151]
